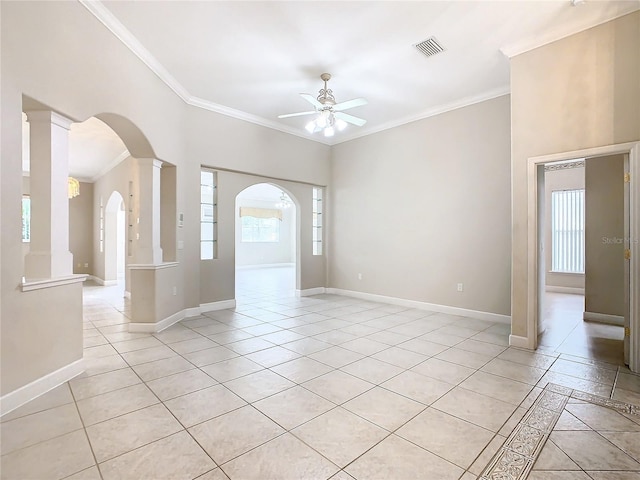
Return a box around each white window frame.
[551,188,585,274]
[200,169,217,260]
[312,187,323,255]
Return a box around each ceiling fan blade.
[277,111,317,119]
[334,112,367,127]
[300,93,323,109]
[333,97,368,112]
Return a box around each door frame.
[526,141,640,371]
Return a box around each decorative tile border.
[479,383,640,480]
[480,385,570,480]
[570,389,640,417]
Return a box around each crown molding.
[90,149,130,182]
[185,96,332,146]
[78,0,190,101]
[79,0,509,148]
[331,87,511,146]
[500,9,639,58]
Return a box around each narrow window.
[22,196,30,242]
[551,189,585,273]
[312,187,323,255]
[200,169,217,260]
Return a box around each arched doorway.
[235,183,298,299]
[104,190,126,289]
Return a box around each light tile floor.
[1,267,640,479]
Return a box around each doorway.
[234,183,297,301]
[527,142,639,372]
[104,190,127,289]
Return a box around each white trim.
[526,142,639,371]
[296,287,327,297]
[21,274,87,292]
[500,10,639,58]
[129,309,184,333]
[186,96,329,145]
[0,359,84,417]
[78,0,190,101]
[583,311,624,327]
[326,288,511,324]
[335,89,510,145]
[545,286,585,295]
[91,150,130,182]
[76,3,515,147]
[127,304,215,333]
[185,307,201,317]
[128,262,179,270]
[508,335,530,349]
[200,299,237,312]
[236,263,295,270]
[87,275,117,286]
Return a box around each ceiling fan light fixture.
[305,121,315,133]
[279,73,367,137]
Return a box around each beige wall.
[585,154,625,317]
[1,1,329,397]
[69,182,94,275]
[544,165,585,290]
[329,95,512,316]
[510,11,640,337]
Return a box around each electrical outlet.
[457,283,463,292]
[84,263,89,268]
[172,286,177,296]
[358,273,362,280]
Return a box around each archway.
[235,183,298,299]
[104,190,126,289]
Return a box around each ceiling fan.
[278,73,367,137]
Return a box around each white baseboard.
[0,358,84,417]
[583,311,624,326]
[128,300,234,334]
[236,263,295,270]
[200,299,237,312]
[545,286,585,295]
[296,287,327,297]
[185,307,201,317]
[509,334,531,349]
[326,288,512,324]
[88,275,117,287]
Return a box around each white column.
[136,158,163,265]
[24,111,74,280]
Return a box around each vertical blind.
[551,189,585,273]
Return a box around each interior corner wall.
[544,166,585,290]
[329,95,512,316]
[510,11,640,338]
[585,154,625,317]
[70,182,94,275]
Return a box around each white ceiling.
[21,1,640,180]
[90,0,639,145]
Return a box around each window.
[312,187,322,255]
[241,216,280,242]
[200,169,217,260]
[551,189,585,273]
[22,196,30,242]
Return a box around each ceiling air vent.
[414,37,445,58]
